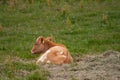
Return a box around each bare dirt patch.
[40,50,120,80]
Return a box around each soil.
[40,50,120,80]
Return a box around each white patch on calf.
[62,55,67,58]
[59,51,67,59]
[47,60,51,63]
[36,50,51,64]
[60,51,64,55]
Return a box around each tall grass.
[0,0,120,79]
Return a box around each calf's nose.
[31,50,34,54]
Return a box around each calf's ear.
[41,38,44,44]
[37,36,44,44]
[40,36,44,44]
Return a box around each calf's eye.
[34,43,38,45]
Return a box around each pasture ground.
[42,50,120,80]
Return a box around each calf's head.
[31,36,53,54]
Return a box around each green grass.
[0,0,120,80]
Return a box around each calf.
[31,36,73,65]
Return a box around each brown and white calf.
[31,36,73,65]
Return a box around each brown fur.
[31,36,65,54]
[31,36,73,64]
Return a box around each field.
[0,0,120,80]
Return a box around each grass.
[0,0,120,80]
